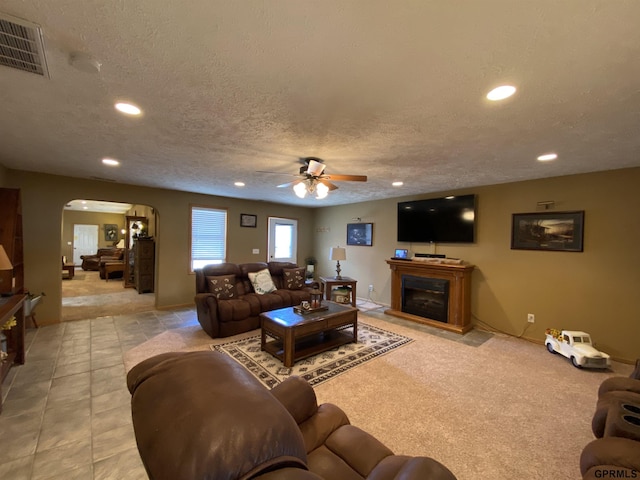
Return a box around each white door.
[73,224,99,265]
[267,217,298,263]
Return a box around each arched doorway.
[60,200,157,321]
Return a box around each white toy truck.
[544,328,611,369]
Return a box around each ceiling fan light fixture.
[316,182,329,199]
[293,182,307,198]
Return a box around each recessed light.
[486,85,517,101]
[102,158,120,166]
[537,153,558,162]
[445,196,455,199]
[392,181,403,187]
[234,182,245,187]
[115,102,142,116]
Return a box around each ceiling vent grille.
[0,12,49,77]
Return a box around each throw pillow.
[207,275,237,300]
[283,267,305,290]
[248,268,277,295]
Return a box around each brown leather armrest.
[271,376,319,425]
[252,468,324,480]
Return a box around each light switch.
[252,249,260,254]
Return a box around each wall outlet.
[527,313,535,323]
[252,248,259,254]
[368,284,374,292]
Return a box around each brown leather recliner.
[581,359,640,479]
[127,351,457,480]
[80,247,124,271]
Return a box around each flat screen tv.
[397,194,476,243]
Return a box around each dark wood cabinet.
[0,188,24,296]
[133,238,155,293]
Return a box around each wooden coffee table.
[260,301,358,367]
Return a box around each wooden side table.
[319,276,357,307]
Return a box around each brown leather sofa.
[80,247,124,271]
[127,351,457,480]
[194,262,317,338]
[581,360,640,479]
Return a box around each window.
[268,217,297,263]
[190,206,227,271]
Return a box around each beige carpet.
[62,270,155,321]
[123,313,633,480]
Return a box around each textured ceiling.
[1,1,639,207]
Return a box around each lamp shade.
[0,245,13,271]
[330,247,346,261]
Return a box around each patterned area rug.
[211,322,412,388]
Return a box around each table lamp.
[330,247,346,279]
[0,245,14,296]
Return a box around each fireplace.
[401,275,449,323]
[385,259,475,334]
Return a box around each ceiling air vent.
[0,12,49,77]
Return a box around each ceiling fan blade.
[318,179,339,191]
[276,180,302,188]
[323,174,367,182]
[256,171,301,177]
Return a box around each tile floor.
[0,303,491,480]
[0,308,199,480]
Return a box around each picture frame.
[346,222,373,246]
[511,211,584,252]
[104,224,118,242]
[240,213,257,228]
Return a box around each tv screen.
[397,194,476,243]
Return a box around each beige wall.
[5,170,316,326]
[314,168,640,363]
[5,167,639,362]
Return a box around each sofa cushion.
[249,268,277,294]
[250,292,285,311]
[217,299,252,322]
[206,274,237,299]
[283,268,306,290]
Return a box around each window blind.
[191,207,227,270]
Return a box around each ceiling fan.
[257,157,367,199]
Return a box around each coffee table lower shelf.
[262,328,354,367]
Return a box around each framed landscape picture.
[346,223,373,246]
[511,211,584,252]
